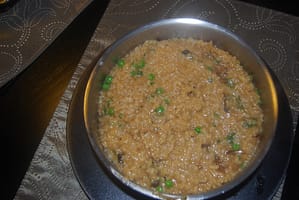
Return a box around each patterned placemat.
[0,0,92,87]
[14,0,299,199]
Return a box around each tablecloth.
[14,0,299,199]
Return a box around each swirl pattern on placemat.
[41,21,67,41]
[233,6,296,43]
[0,50,22,80]
[161,0,236,29]
[286,50,299,112]
[258,38,287,72]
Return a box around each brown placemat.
[14,0,299,199]
[0,0,92,87]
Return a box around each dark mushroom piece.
[182,49,193,60]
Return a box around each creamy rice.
[97,38,263,195]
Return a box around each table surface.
[1,0,298,199]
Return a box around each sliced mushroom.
[182,49,193,60]
[117,152,124,165]
[214,155,226,173]
[151,179,160,188]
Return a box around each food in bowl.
[97,38,263,195]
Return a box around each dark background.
[1,0,298,199]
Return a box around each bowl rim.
[83,18,278,199]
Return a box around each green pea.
[164,98,170,105]
[133,59,146,69]
[104,75,113,84]
[165,179,174,188]
[156,87,164,95]
[102,83,111,91]
[255,88,261,96]
[194,126,202,134]
[156,186,163,192]
[138,59,145,68]
[232,143,240,151]
[131,70,143,77]
[102,75,113,91]
[226,133,235,143]
[243,118,257,128]
[107,107,114,116]
[154,105,165,115]
[117,58,125,68]
[148,73,155,81]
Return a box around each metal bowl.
[83,18,278,199]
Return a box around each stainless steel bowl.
[83,18,278,199]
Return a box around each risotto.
[97,38,263,195]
